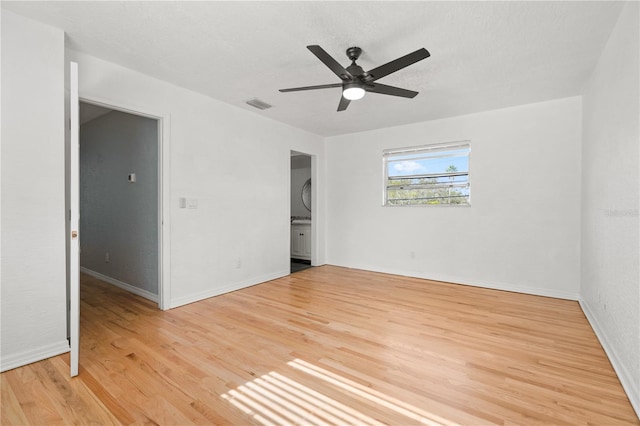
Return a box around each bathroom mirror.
[302,178,311,211]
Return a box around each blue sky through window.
[388,148,469,177]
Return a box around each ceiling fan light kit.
[342,82,366,100]
[280,45,430,111]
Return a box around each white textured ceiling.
[3,1,624,136]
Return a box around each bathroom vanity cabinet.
[291,223,311,260]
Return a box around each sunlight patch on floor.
[222,358,457,426]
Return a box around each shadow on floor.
[291,259,312,273]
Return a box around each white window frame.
[383,140,471,206]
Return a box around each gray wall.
[80,109,158,295]
[291,155,311,217]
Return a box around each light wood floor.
[1,266,637,425]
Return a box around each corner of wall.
[579,298,640,417]
[579,1,640,417]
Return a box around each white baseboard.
[327,262,579,301]
[169,270,290,309]
[80,267,159,303]
[580,299,639,419]
[0,340,70,373]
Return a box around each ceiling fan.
[280,45,430,111]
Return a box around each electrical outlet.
[105,252,110,263]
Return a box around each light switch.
[179,197,198,209]
[128,173,136,183]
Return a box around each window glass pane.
[384,141,470,206]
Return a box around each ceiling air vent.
[245,98,273,110]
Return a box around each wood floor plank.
[2,364,65,424]
[0,375,30,425]
[1,266,637,425]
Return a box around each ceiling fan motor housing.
[346,63,365,78]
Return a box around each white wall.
[326,97,582,299]
[581,1,639,414]
[1,11,69,371]
[80,110,159,299]
[68,50,325,308]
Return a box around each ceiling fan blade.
[279,83,342,92]
[367,48,430,81]
[307,45,353,81]
[337,95,351,111]
[365,83,419,98]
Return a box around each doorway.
[78,101,162,305]
[290,151,313,273]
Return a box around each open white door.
[69,61,80,377]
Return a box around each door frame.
[290,150,317,266]
[78,96,171,310]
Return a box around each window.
[383,141,470,206]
